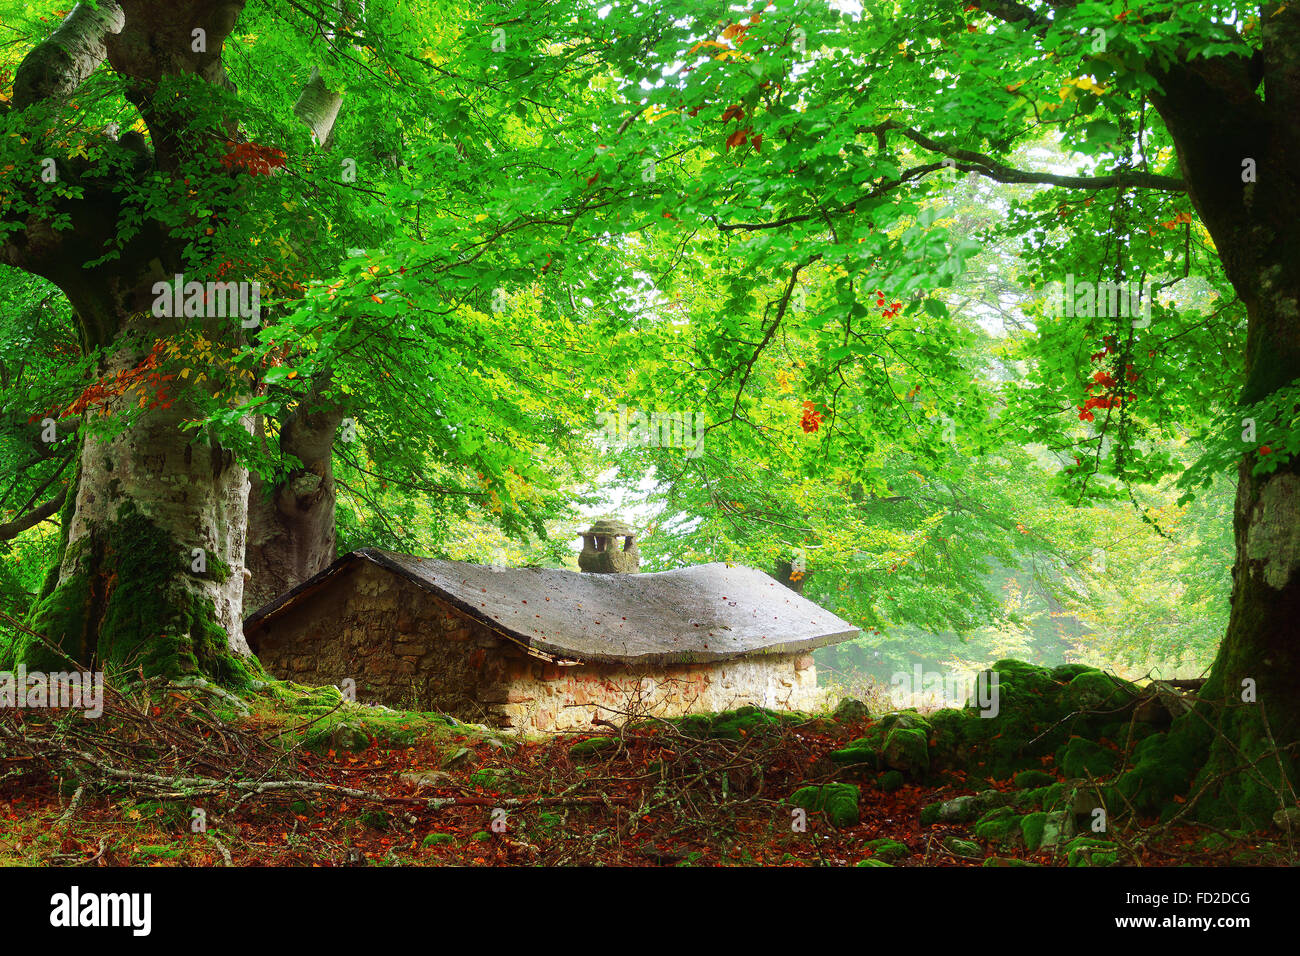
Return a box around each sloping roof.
[244,548,859,666]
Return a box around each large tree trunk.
[15,286,254,681]
[0,0,257,682]
[1126,14,1300,826]
[244,388,342,612]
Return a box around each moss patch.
[1013,769,1056,789]
[973,806,1022,846]
[1065,835,1119,867]
[13,501,258,688]
[789,782,860,828]
[1065,670,1140,713]
[876,770,905,792]
[675,705,793,741]
[569,736,619,759]
[862,837,909,861]
[1057,737,1120,779]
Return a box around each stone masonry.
[248,559,828,732]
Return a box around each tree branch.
[293,65,344,146]
[868,122,1186,192]
[0,489,67,541]
[11,2,125,111]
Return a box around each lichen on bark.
[1245,473,1300,590]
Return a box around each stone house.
[244,527,858,733]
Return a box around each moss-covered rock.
[1116,728,1202,814]
[862,837,910,862]
[789,782,860,828]
[880,710,932,732]
[1020,811,1047,850]
[829,737,879,768]
[927,708,968,734]
[943,836,983,858]
[1014,784,1047,810]
[881,725,930,775]
[400,771,455,790]
[1051,663,1101,683]
[921,790,1009,826]
[926,707,970,767]
[973,806,1023,847]
[855,858,893,867]
[676,705,788,740]
[988,659,1062,698]
[1013,769,1057,789]
[1273,807,1300,833]
[832,698,870,723]
[1040,781,1070,811]
[877,770,905,792]
[306,721,368,753]
[568,736,618,759]
[830,710,934,777]
[1065,835,1119,867]
[1057,737,1120,778]
[470,768,528,794]
[1065,670,1140,714]
[1020,809,1074,851]
[959,660,1078,779]
[982,856,1040,867]
[353,715,419,749]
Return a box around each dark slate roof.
[244,548,858,665]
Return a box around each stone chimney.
[579,517,639,573]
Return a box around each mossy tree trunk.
[1139,14,1300,826]
[0,0,257,682]
[10,279,255,682]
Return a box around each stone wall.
[484,650,825,733]
[249,561,828,733]
[249,562,511,722]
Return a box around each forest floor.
[0,683,1285,867]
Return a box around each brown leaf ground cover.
[0,681,1279,867]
